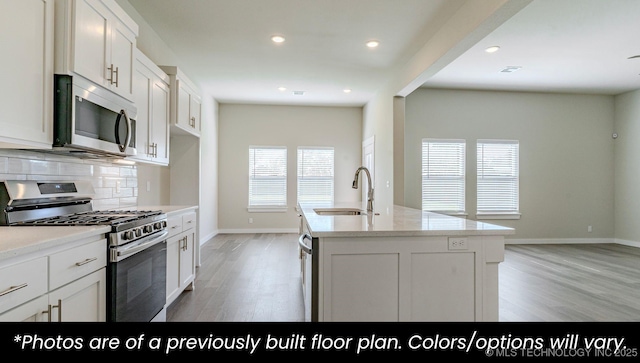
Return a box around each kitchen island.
[297,202,514,322]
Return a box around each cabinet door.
[73,0,110,88]
[151,78,170,163]
[189,93,202,133]
[48,268,106,322]
[132,58,152,161]
[166,233,182,305]
[0,0,53,148]
[177,81,192,131]
[110,20,136,100]
[179,231,196,289]
[0,295,48,322]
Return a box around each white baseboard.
[200,230,219,245]
[217,228,299,234]
[614,238,640,248]
[506,238,615,245]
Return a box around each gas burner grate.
[15,209,164,226]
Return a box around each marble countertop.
[298,202,515,238]
[0,205,197,262]
[0,225,111,262]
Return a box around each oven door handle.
[112,230,168,262]
[298,233,313,255]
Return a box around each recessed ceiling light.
[278,86,287,91]
[271,35,285,43]
[366,40,379,48]
[485,46,500,53]
[343,88,352,93]
[292,90,305,96]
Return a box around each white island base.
[298,203,514,322]
[319,234,504,322]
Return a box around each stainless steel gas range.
[0,180,167,322]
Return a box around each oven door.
[107,231,167,322]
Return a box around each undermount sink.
[313,208,366,216]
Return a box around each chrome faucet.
[352,166,374,214]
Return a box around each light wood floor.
[166,234,640,322]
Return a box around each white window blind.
[477,140,519,215]
[421,139,466,213]
[297,147,334,206]
[248,146,287,211]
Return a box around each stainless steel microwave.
[53,75,137,158]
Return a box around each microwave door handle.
[114,109,131,153]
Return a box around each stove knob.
[122,231,134,240]
[144,225,153,233]
[162,221,167,228]
[154,222,162,230]
[135,228,142,237]
[121,232,128,240]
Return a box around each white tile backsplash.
[0,149,137,210]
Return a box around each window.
[297,147,334,206]
[248,146,287,211]
[477,140,520,219]
[421,139,466,214]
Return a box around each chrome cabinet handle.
[75,257,97,266]
[52,299,62,322]
[42,304,52,322]
[107,64,114,84]
[42,300,61,322]
[107,64,119,86]
[0,283,27,297]
[113,66,119,87]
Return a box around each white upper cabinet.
[131,49,170,165]
[160,66,201,137]
[0,0,54,149]
[54,0,138,101]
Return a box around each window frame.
[296,146,335,207]
[247,145,288,213]
[476,139,521,220]
[421,138,467,216]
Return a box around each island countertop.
[298,202,515,238]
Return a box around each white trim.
[506,238,614,245]
[218,228,299,234]
[200,230,218,245]
[614,238,640,248]
[476,213,521,220]
[247,207,288,213]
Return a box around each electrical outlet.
[448,237,468,250]
[248,218,253,224]
[588,225,592,233]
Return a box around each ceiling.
[127,0,640,108]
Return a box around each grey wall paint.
[218,104,362,231]
[405,88,615,240]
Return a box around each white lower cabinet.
[166,210,197,306]
[0,236,107,322]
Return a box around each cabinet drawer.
[167,215,183,238]
[49,238,107,290]
[0,257,47,315]
[182,212,196,231]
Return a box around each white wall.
[614,89,640,245]
[405,88,615,241]
[218,104,362,232]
